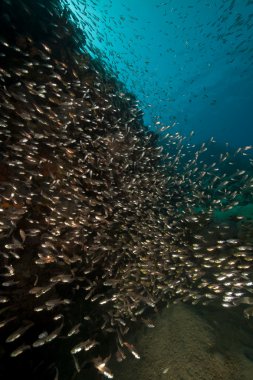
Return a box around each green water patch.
[214,203,253,222]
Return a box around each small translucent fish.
[10,344,30,357]
[19,229,26,242]
[0,316,17,329]
[0,296,9,303]
[141,317,155,328]
[2,280,19,287]
[115,346,126,362]
[93,356,113,379]
[72,354,80,373]
[67,323,81,337]
[45,322,64,343]
[53,366,59,380]
[53,314,64,321]
[226,239,239,245]
[29,284,53,298]
[123,341,140,359]
[243,145,252,151]
[45,298,71,310]
[50,274,73,283]
[32,336,47,348]
[38,331,48,339]
[0,305,12,316]
[71,339,98,354]
[6,322,34,343]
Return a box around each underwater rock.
[0,0,253,379]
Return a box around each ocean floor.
[110,303,253,380]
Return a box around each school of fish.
[0,0,253,379]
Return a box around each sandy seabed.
[111,303,253,380]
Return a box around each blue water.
[61,0,253,147]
